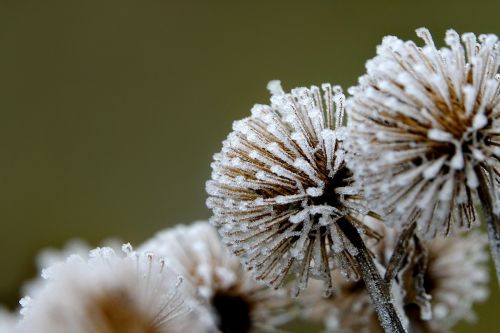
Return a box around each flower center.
[310,166,352,208]
[90,288,159,333]
[211,292,252,333]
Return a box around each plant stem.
[384,221,416,284]
[338,218,407,333]
[476,166,500,288]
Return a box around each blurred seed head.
[140,221,296,333]
[18,245,203,333]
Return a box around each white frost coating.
[423,156,447,179]
[427,129,454,142]
[289,208,311,224]
[450,146,465,169]
[207,81,378,295]
[18,244,198,333]
[139,222,294,333]
[267,80,285,96]
[472,112,488,129]
[438,176,455,201]
[346,27,499,238]
[306,187,324,197]
[465,164,479,188]
[293,158,324,187]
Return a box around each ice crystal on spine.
[18,245,203,333]
[206,81,380,295]
[347,28,500,237]
[140,221,294,333]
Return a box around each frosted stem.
[476,167,500,288]
[385,221,416,284]
[338,218,407,333]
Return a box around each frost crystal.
[347,28,500,238]
[18,245,203,333]
[140,221,295,333]
[206,81,380,295]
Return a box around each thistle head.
[347,28,500,237]
[207,81,380,296]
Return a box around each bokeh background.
[1,0,499,331]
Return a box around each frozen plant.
[206,81,405,332]
[347,28,500,284]
[140,221,295,333]
[18,244,209,333]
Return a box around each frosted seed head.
[346,28,499,239]
[207,80,378,296]
[19,244,198,333]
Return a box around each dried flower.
[206,81,381,295]
[300,219,489,333]
[140,221,295,333]
[347,28,500,238]
[18,244,205,333]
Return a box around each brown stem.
[338,218,407,333]
[384,221,416,284]
[476,166,500,288]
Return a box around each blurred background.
[0,0,499,331]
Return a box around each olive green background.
[0,0,498,331]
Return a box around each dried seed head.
[347,28,500,237]
[206,81,380,295]
[140,221,295,333]
[18,245,203,333]
[300,219,489,332]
